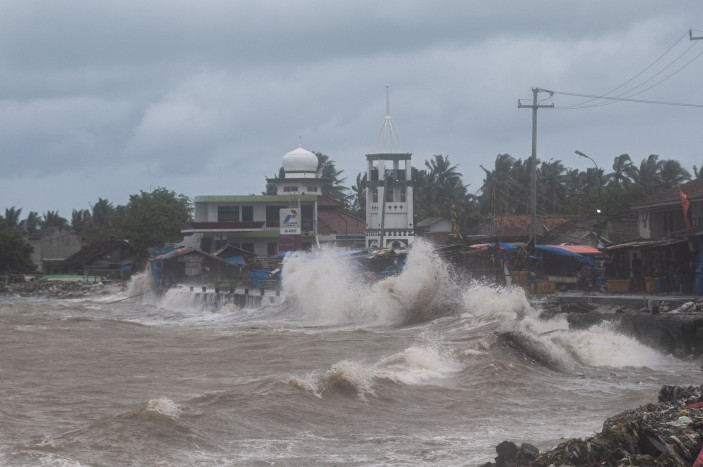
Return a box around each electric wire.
[561,31,690,109]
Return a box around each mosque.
[179,91,415,254]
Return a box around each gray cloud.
[1,1,703,217]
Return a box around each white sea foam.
[145,397,182,418]
[281,240,451,325]
[376,344,462,385]
[455,280,675,371]
[286,341,461,398]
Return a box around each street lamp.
[575,150,602,249]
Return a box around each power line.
[561,31,691,109]
[550,90,703,108]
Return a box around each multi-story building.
[180,145,365,255]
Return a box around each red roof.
[316,195,344,208]
[317,210,365,235]
[492,215,574,237]
[631,177,703,208]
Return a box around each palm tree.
[423,154,467,217]
[605,154,637,188]
[636,154,664,193]
[91,198,114,226]
[4,207,22,229]
[71,209,92,232]
[479,154,516,215]
[350,172,367,216]
[538,159,566,214]
[315,152,350,207]
[659,159,691,189]
[20,211,41,235]
[41,210,69,229]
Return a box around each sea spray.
[145,398,182,419]
[281,240,453,325]
[285,341,461,398]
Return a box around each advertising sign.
[280,208,301,235]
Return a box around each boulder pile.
[0,279,124,298]
[482,384,703,466]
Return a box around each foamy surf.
[285,343,461,398]
[281,240,453,326]
[145,398,182,419]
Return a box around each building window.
[218,206,239,222]
[306,186,318,192]
[267,242,278,256]
[283,186,298,192]
[242,205,253,222]
[266,206,281,227]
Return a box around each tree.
[41,210,69,229]
[350,172,367,217]
[315,152,350,206]
[20,211,41,236]
[119,187,192,264]
[4,207,22,229]
[71,209,92,233]
[635,154,664,193]
[0,219,36,273]
[659,159,691,189]
[479,154,516,215]
[414,154,478,233]
[605,154,637,188]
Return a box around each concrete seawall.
[539,292,703,357]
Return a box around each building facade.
[180,146,365,255]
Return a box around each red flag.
[680,188,692,229]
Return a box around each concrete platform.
[532,291,703,357]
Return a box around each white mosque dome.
[282,146,319,175]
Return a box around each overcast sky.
[2,1,703,219]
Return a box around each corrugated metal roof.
[606,238,687,250]
[316,210,366,235]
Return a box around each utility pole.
[518,88,554,245]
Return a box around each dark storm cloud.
[1,0,702,215]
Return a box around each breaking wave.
[281,240,452,326]
[284,342,462,399]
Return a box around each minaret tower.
[364,85,414,249]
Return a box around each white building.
[364,86,415,248]
[180,146,365,255]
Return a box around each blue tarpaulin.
[224,255,246,266]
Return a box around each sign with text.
[279,208,301,235]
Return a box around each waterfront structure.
[364,86,415,248]
[180,146,365,255]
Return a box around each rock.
[492,384,703,466]
[0,279,125,298]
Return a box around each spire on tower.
[377,84,400,153]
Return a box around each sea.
[1,240,700,466]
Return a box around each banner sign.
[280,208,301,235]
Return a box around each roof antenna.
[377,84,400,153]
[298,135,303,147]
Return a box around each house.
[630,178,703,239]
[180,145,366,255]
[416,217,453,245]
[63,239,136,278]
[611,178,703,294]
[26,227,83,275]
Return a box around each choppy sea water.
[1,241,700,466]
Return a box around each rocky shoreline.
[0,279,126,299]
[482,384,703,466]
